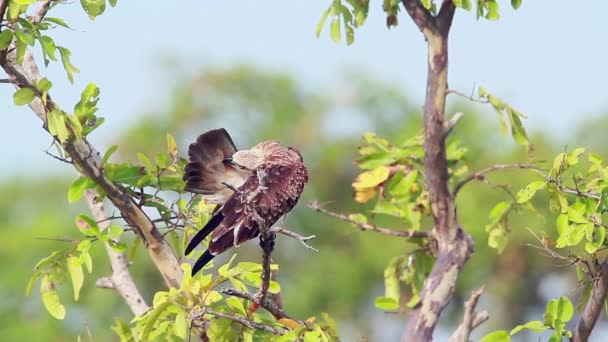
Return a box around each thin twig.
[32,0,53,24]
[44,150,73,164]
[447,89,489,104]
[454,163,543,196]
[449,285,487,342]
[35,236,78,243]
[270,226,318,252]
[205,309,287,335]
[221,288,293,321]
[308,201,428,239]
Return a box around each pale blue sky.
[1,0,607,178]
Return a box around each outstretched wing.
[183,128,247,203]
[208,162,309,256]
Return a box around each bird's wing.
[208,162,308,255]
[183,128,247,202]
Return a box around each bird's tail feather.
[185,212,224,255]
[192,249,215,276]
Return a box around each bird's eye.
[222,158,233,164]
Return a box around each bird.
[183,128,309,276]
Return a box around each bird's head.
[224,149,264,171]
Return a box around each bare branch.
[0,0,8,27]
[33,0,53,24]
[85,190,150,315]
[0,47,183,288]
[453,163,543,196]
[270,226,318,252]
[447,89,489,104]
[574,260,608,342]
[205,309,287,335]
[308,201,428,239]
[443,112,463,136]
[221,288,293,321]
[449,285,488,342]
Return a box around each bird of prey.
[183,128,309,276]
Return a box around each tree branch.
[308,201,428,239]
[0,48,183,287]
[221,288,293,321]
[204,309,287,335]
[85,190,150,316]
[573,260,608,342]
[453,163,543,196]
[401,1,473,340]
[449,286,488,342]
[270,226,318,252]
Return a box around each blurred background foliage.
[2,65,606,341]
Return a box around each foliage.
[3,0,608,340]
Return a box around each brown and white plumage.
[183,131,308,276]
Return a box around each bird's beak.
[223,158,240,168]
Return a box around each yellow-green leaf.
[67,255,84,301]
[173,310,188,339]
[330,16,340,44]
[352,166,391,190]
[13,88,36,106]
[516,181,546,203]
[47,109,71,143]
[316,8,330,38]
[40,275,66,320]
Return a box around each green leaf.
[420,0,432,10]
[511,0,522,9]
[58,46,80,83]
[516,181,546,203]
[13,88,36,106]
[461,0,472,10]
[485,0,500,20]
[0,30,13,50]
[47,109,71,143]
[509,110,529,147]
[36,78,53,93]
[374,296,399,310]
[101,145,118,166]
[225,296,246,315]
[39,36,58,64]
[67,255,84,301]
[173,310,188,339]
[510,320,547,335]
[109,0,117,7]
[45,17,70,28]
[141,301,172,342]
[15,30,35,46]
[316,8,330,38]
[75,214,100,236]
[34,250,64,270]
[26,271,43,296]
[330,16,340,44]
[68,177,93,203]
[80,251,93,273]
[488,228,508,253]
[480,330,510,342]
[40,275,66,319]
[80,0,106,19]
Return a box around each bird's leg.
[221,181,243,195]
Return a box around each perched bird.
[183,128,309,276]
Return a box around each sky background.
[1,0,607,178]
